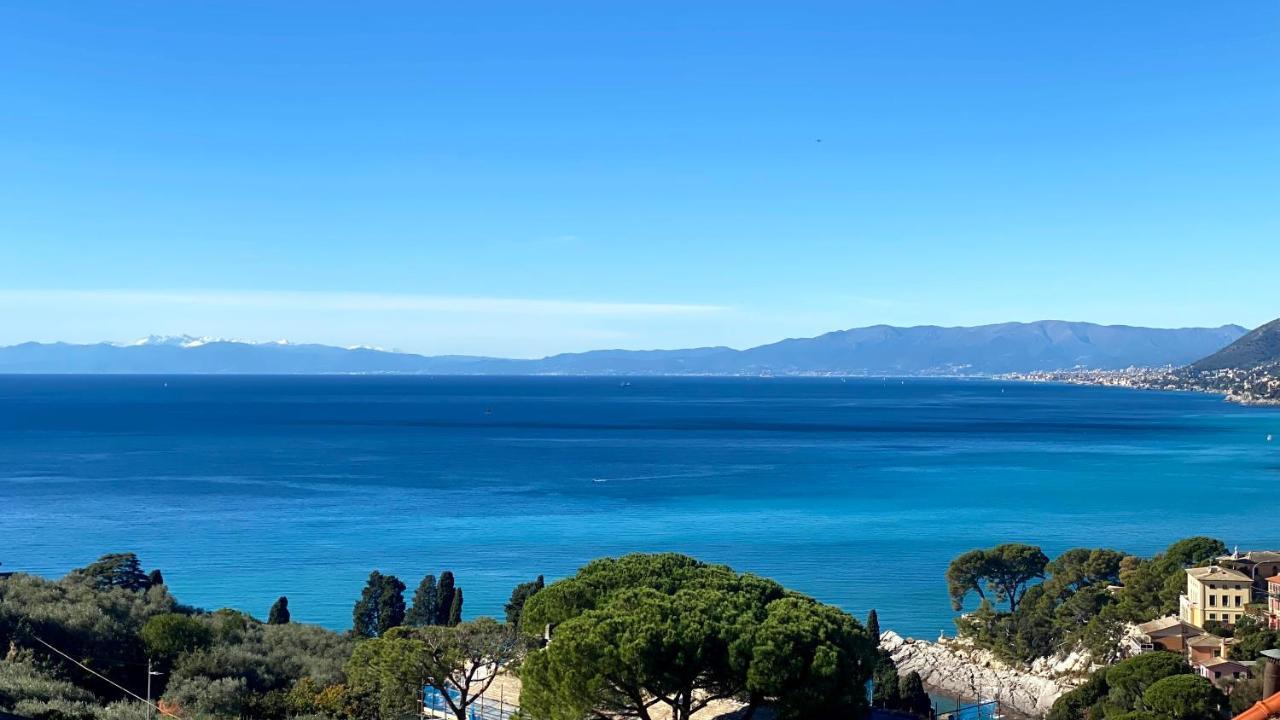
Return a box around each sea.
[1,375,1277,639]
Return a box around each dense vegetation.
[948,537,1228,665]
[1047,653,1227,720]
[0,553,500,720]
[0,555,351,720]
[1,553,893,720]
[517,553,878,720]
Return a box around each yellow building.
[1179,566,1252,626]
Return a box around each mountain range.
[0,322,1251,375]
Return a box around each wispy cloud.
[0,289,728,318]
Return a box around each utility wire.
[31,635,185,720]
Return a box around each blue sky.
[1,2,1277,356]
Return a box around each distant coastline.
[1000,365,1280,408]
[0,321,1246,376]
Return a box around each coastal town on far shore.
[1000,364,1280,407]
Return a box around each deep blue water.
[2,375,1277,638]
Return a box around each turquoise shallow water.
[1,375,1277,638]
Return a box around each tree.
[419,619,518,720]
[1105,652,1190,712]
[898,671,931,717]
[746,596,876,719]
[148,569,165,587]
[68,553,152,592]
[352,571,406,638]
[947,549,990,610]
[448,588,463,627]
[1164,537,1227,568]
[947,544,1048,613]
[405,574,439,627]
[985,544,1050,613]
[871,655,900,709]
[519,553,875,720]
[346,619,519,720]
[141,613,213,661]
[435,571,457,627]
[504,575,545,629]
[1047,668,1108,720]
[1141,674,1226,719]
[268,596,290,625]
[1045,548,1125,596]
[866,608,880,641]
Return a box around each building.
[1220,550,1280,600]
[1198,658,1253,688]
[1179,566,1252,626]
[1124,616,1204,655]
[1187,633,1232,665]
[1268,576,1280,630]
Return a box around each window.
[1210,584,1217,589]
[1210,613,1217,620]
[1236,596,1243,607]
[1210,595,1217,606]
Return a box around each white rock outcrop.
[881,631,1086,718]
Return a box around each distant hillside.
[1189,318,1280,372]
[0,322,1247,375]
[729,321,1246,375]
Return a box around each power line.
[30,635,185,720]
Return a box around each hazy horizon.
[0,316,1255,360]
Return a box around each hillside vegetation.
[1190,317,1280,371]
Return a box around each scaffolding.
[423,686,517,720]
[939,699,1001,720]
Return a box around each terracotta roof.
[1188,566,1252,583]
[1267,575,1280,584]
[1188,633,1228,647]
[1137,616,1196,634]
[1200,658,1250,671]
[1233,689,1280,720]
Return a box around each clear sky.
[2,2,1277,357]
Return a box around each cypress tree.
[867,608,880,642]
[435,571,456,626]
[405,574,439,626]
[899,671,931,716]
[872,658,901,709]
[448,588,464,627]
[148,569,165,587]
[268,596,290,625]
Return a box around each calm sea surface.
[2,376,1277,638]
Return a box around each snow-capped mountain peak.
[118,335,210,348]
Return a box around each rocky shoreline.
[881,631,1089,718]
